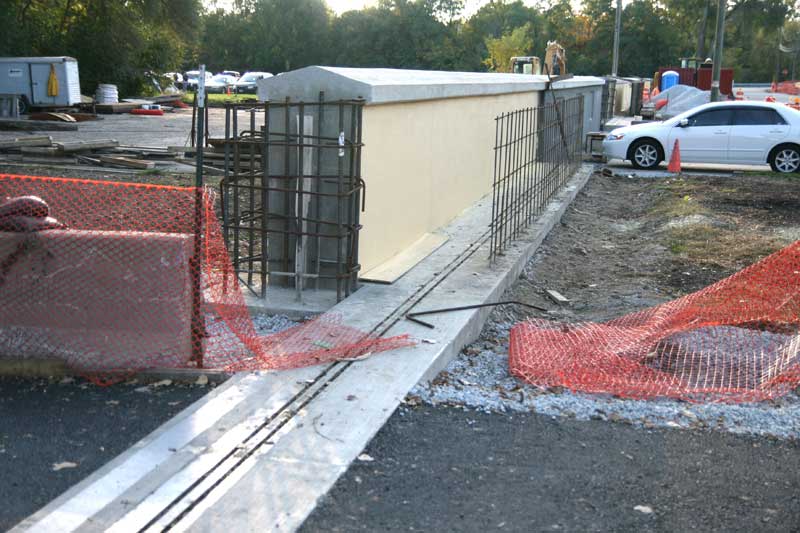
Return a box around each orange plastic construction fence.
[510,241,800,403]
[0,174,412,384]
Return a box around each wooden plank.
[94,102,139,114]
[0,119,78,132]
[55,139,119,153]
[76,155,102,166]
[21,155,79,165]
[20,146,60,156]
[98,155,155,169]
[0,135,53,149]
[29,112,77,123]
[545,289,570,304]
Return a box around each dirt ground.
[496,171,800,325]
[305,170,800,532]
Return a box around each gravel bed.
[251,314,299,335]
[412,173,800,441]
[410,316,800,440]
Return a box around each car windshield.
[210,74,230,82]
[240,73,262,82]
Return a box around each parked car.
[233,72,273,94]
[221,70,240,79]
[603,101,800,173]
[184,70,212,91]
[205,73,238,94]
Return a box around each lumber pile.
[0,134,262,174]
[0,136,161,170]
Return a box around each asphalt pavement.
[0,377,210,532]
[301,405,800,532]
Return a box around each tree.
[0,0,201,94]
[484,23,534,72]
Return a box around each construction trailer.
[0,56,82,113]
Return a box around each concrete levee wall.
[359,91,541,273]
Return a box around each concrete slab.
[604,159,771,175]
[244,287,338,318]
[11,165,594,533]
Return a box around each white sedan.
[603,101,800,173]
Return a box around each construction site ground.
[0,377,211,532]
[303,171,800,531]
[3,161,800,531]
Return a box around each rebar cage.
[489,95,584,260]
[219,96,365,302]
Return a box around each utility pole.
[696,0,711,59]
[612,0,622,76]
[710,0,726,101]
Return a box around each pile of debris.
[0,136,176,170]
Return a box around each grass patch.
[650,190,710,218]
[180,93,258,106]
[665,223,783,270]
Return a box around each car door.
[668,108,733,163]
[728,107,790,164]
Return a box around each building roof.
[257,66,604,104]
[0,57,77,64]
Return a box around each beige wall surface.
[359,91,540,272]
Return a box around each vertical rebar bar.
[336,102,344,302]
[283,98,291,283]
[261,102,269,298]
[247,108,256,287]
[314,91,324,290]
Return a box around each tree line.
[1,0,798,96]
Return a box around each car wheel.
[629,139,662,170]
[769,145,800,174]
[17,96,29,115]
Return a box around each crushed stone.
[252,314,300,335]
[411,306,800,441]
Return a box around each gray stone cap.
[0,56,78,64]
[257,66,605,104]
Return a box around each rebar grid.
[489,96,584,260]
[218,97,365,302]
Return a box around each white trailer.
[0,56,81,113]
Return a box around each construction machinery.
[510,56,541,75]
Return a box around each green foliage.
[0,0,797,100]
[484,23,534,72]
[0,0,201,95]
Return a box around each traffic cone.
[735,88,744,100]
[668,140,681,173]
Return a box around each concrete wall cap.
[257,66,604,104]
